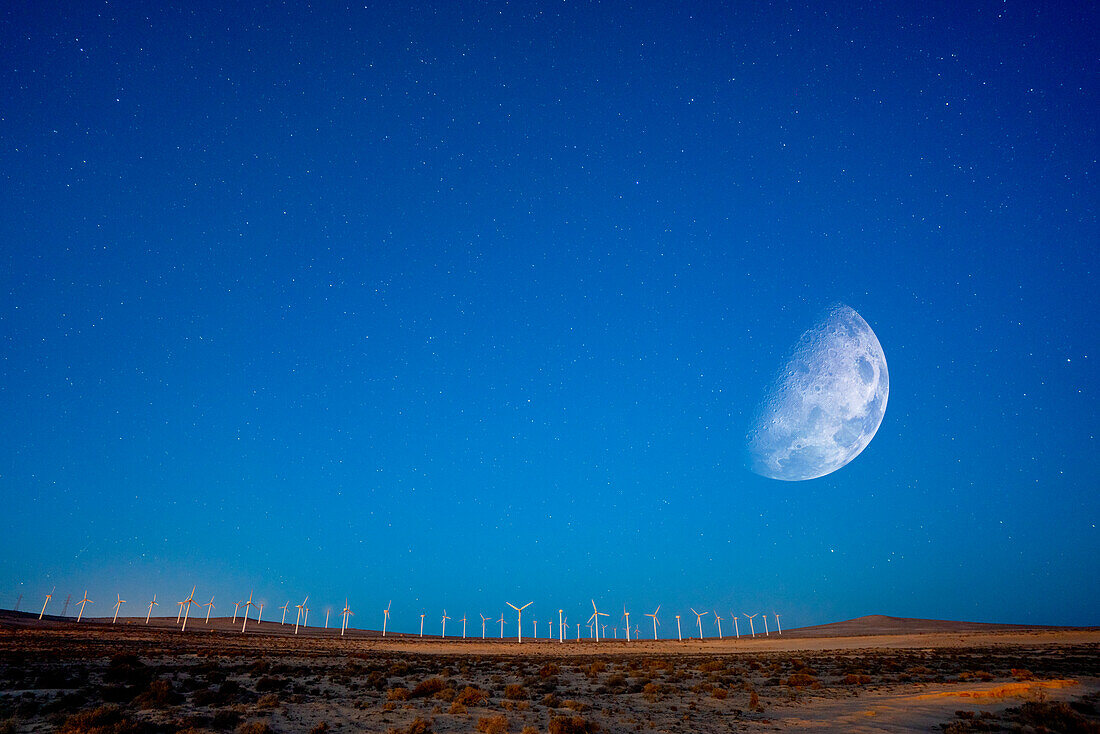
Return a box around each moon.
[747,304,889,481]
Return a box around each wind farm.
[2,599,1098,733]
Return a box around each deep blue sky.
[2,1,1096,632]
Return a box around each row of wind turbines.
[31,589,783,642]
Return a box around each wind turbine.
[622,606,631,641]
[419,613,425,637]
[588,600,609,642]
[60,594,71,617]
[382,601,392,637]
[506,602,532,643]
[76,591,92,622]
[304,601,311,627]
[497,613,506,639]
[112,594,126,624]
[241,592,258,632]
[232,601,241,624]
[775,613,782,635]
[39,587,55,620]
[744,613,758,637]
[279,601,290,625]
[675,614,683,641]
[732,613,740,639]
[479,613,489,639]
[532,619,538,638]
[690,608,709,640]
[646,606,660,640]
[257,602,264,624]
[176,600,184,623]
[558,609,564,642]
[180,587,197,632]
[341,599,353,636]
[763,615,770,636]
[146,594,158,624]
[575,622,580,640]
[14,594,21,612]
[294,596,308,634]
[714,611,723,639]
[461,614,467,639]
[325,607,331,630]
[441,610,450,638]
[203,596,215,623]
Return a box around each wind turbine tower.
[112,594,126,624]
[341,599,353,636]
[146,594,159,624]
[646,606,660,640]
[506,602,533,643]
[39,588,55,620]
[675,614,682,641]
[690,608,709,641]
[180,587,198,632]
[294,596,308,634]
[241,592,258,632]
[76,591,92,622]
[588,600,609,642]
[744,613,758,637]
[203,597,215,623]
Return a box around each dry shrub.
[585,662,605,679]
[521,727,539,734]
[411,678,446,699]
[449,701,468,715]
[387,687,410,701]
[643,682,661,702]
[455,686,490,706]
[308,724,329,734]
[256,694,279,709]
[549,715,601,734]
[542,693,562,708]
[133,680,183,709]
[235,722,273,734]
[711,688,728,700]
[562,700,588,712]
[843,674,872,685]
[539,663,560,678]
[958,671,994,682]
[58,705,146,734]
[503,684,528,701]
[749,690,761,710]
[699,661,725,673]
[475,715,509,734]
[401,718,433,734]
[784,673,817,687]
[1010,700,1098,732]
[1010,668,1034,681]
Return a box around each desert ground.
[1,611,1097,733]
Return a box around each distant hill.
[781,614,1090,638]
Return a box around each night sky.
[2,2,1096,632]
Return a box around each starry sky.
[2,1,1096,632]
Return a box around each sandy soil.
[1,611,1097,733]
